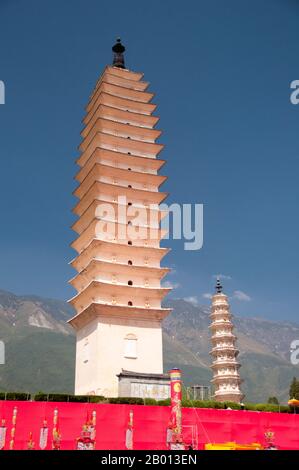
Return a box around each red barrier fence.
[0,401,298,450]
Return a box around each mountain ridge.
[0,289,298,402]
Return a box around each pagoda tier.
[77,133,163,167]
[69,281,171,314]
[209,281,244,403]
[71,201,167,234]
[211,332,236,340]
[82,105,160,136]
[73,163,167,200]
[69,304,172,330]
[211,360,241,368]
[210,345,239,355]
[69,260,170,291]
[91,71,150,92]
[70,220,167,253]
[69,239,169,272]
[209,320,233,328]
[75,148,165,183]
[68,59,172,397]
[211,375,242,384]
[81,117,162,144]
[84,92,157,121]
[72,182,168,217]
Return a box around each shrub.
[244,403,256,411]
[144,398,157,406]
[34,393,48,401]
[0,391,295,414]
[192,400,213,408]
[224,402,241,410]
[181,400,225,409]
[34,393,106,403]
[279,405,290,413]
[190,400,205,408]
[69,395,92,403]
[254,403,267,412]
[156,399,171,406]
[254,403,280,413]
[46,394,70,402]
[0,392,31,401]
[181,399,193,408]
[108,397,144,405]
[88,395,106,403]
[211,401,225,409]
[265,405,280,413]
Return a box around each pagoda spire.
[112,38,126,69]
[209,282,244,403]
[215,277,223,294]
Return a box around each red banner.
[169,368,182,446]
[0,401,298,450]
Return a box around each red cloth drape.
[0,401,298,450]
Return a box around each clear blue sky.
[0,0,298,322]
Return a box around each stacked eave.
[210,293,243,402]
[68,65,171,327]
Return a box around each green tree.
[267,396,279,405]
[289,377,299,400]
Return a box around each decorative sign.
[125,410,134,450]
[27,432,35,450]
[169,368,183,445]
[9,407,17,450]
[76,411,96,450]
[0,419,7,450]
[39,420,48,450]
[52,408,61,450]
[130,382,169,399]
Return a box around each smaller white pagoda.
[209,279,244,403]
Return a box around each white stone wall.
[75,316,163,397]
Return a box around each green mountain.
[0,290,298,402]
[163,299,299,402]
[0,289,75,393]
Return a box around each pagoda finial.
[112,38,126,69]
[215,277,223,294]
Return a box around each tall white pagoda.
[68,40,171,398]
[209,279,244,403]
